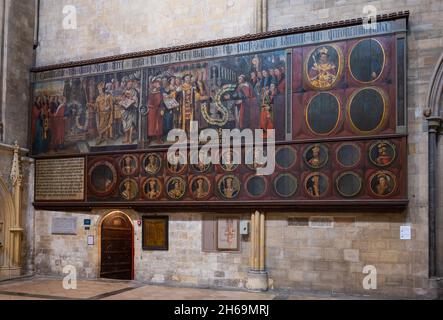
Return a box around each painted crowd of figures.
[31,52,286,155]
[146,52,286,144]
[32,73,141,154]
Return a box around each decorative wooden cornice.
[31,11,409,73]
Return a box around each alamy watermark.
[63,5,77,30]
[166,122,276,176]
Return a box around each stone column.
[246,211,268,292]
[427,117,442,278]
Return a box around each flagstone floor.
[0,277,376,300]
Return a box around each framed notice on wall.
[217,217,240,251]
[142,216,169,251]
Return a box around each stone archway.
[426,52,443,278]
[0,176,15,278]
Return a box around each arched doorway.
[100,211,134,280]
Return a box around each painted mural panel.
[30,16,409,208]
[32,71,141,155]
[143,51,286,146]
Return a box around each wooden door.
[100,212,133,280]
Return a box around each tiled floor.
[0,277,369,300]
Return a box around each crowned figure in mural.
[307,174,322,197]
[308,47,338,89]
[176,74,201,134]
[145,178,161,200]
[375,143,393,166]
[95,82,114,145]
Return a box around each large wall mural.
[31,15,409,209]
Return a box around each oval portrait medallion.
[275,146,297,170]
[246,148,268,171]
[274,173,298,198]
[306,93,341,135]
[305,44,344,90]
[218,175,241,200]
[119,178,139,201]
[369,141,396,167]
[143,153,162,175]
[305,173,329,198]
[143,177,162,200]
[89,161,117,196]
[191,151,212,173]
[190,176,211,200]
[304,144,329,169]
[120,155,138,176]
[336,143,361,168]
[369,170,397,197]
[167,151,187,174]
[348,87,388,134]
[220,149,240,172]
[166,177,187,200]
[349,38,386,83]
[336,172,362,198]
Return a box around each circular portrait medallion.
[274,174,298,198]
[190,176,211,200]
[304,144,329,169]
[348,87,388,134]
[369,141,396,167]
[349,38,385,83]
[167,151,187,174]
[370,170,397,197]
[246,148,268,171]
[119,178,139,201]
[191,151,212,173]
[120,155,138,176]
[89,161,117,196]
[142,177,162,200]
[166,177,187,200]
[305,44,344,90]
[218,175,241,200]
[336,143,361,168]
[306,93,341,135]
[143,153,162,175]
[305,173,329,198]
[246,175,267,198]
[275,146,297,170]
[220,149,240,172]
[336,172,362,198]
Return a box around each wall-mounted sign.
[52,217,77,235]
[35,158,85,201]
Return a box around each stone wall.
[36,0,257,66]
[34,211,100,279]
[267,212,428,298]
[0,0,36,279]
[30,0,443,298]
[265,0,443,298]
[2,0,35,147]
[34,210,251,289]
